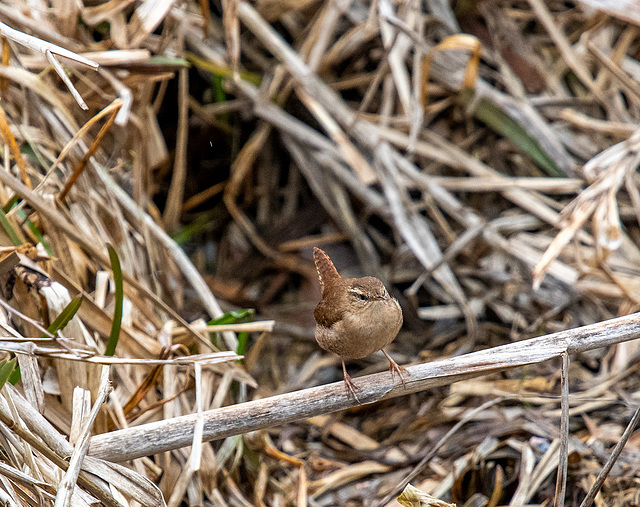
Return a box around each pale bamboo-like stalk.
[88,312,640,462]
[55,366,110,507]
[0,20,98,109]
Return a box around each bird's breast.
[315,299,402,359]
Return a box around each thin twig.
[0,21,97,109]
[554,352,569,507]
[579,407,640,507]
[377,396,507,507]
[57,100,122,203]
[0,21,97,68]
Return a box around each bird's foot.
[341,358,361,403]
[383,350,406,387]
[343,372,361,403]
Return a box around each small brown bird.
[313,247,404,400]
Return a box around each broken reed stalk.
[57,100,122,203]
[89,312,640,462]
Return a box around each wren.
[312,247,404,401]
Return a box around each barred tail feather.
[313,247,340,293]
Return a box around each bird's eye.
[352,291,367,301]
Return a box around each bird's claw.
[389,360,406,386]
[343,372,361,403]
[341,358,361,403]
[383,350,406,387]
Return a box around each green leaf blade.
[45,295,82,337]
[0,208,22,246]
[105,245,123,357]
[0,358,17,390]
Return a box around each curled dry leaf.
[397,484,456,507]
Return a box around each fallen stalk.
[88,312,640,462]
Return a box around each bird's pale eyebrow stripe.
[349,288,367,295]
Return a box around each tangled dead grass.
[1,0,640,505]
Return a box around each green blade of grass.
[186,52,262,86]
[459,88,564,177]
[208,308,254,326]
[0,208,22,246]
[45,295,82,337]
[2,195,19,214]
[8,204,52,255]
[171,209,219,246]
[8,363,20,385]
[147,56,190,66]
[208,309,254,357]
[24,217,51,255]
[236,331,249,357]
[104,245,123,357]
[0,358,17,390]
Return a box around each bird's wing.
[313,295,343,328]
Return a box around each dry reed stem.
[0,104,32,189]
[89,163,234,333]
[579,407,640,507]
[533,127,640,288]
[89,311,640,462]
[0,20,97,109]
[41,98,124,189]
[163,68,189,231]
[3,0,640,504]
[54,365,110,507]
[0,389,151,506]
[57,100,121,203]
[554,353,570,507]
[0,168,224,354]
[378,396,507,506]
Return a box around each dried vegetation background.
[2,0,640,505]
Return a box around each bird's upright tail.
[313,247,341,294]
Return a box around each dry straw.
[0,0,640,505]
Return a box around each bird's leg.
[341,358,361,403]
[382,349,406,386]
